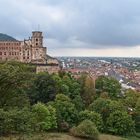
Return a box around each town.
[58,57,140,91]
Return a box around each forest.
[0,61,140,140]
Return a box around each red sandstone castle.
[0,31,60,73]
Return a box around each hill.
[0,33,17,41]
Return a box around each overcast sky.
[0,0,140,57]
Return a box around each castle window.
[0,52,2,55]
[4,52,6,55]
[36,39,38,41]
[36,43,38,46]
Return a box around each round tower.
[31,31,43,47]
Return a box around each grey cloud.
[0,0,140,49]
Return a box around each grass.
[0,133,139,140]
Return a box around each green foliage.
[89,98,112,122]
[70,120,99,140]
[28,73,57,104]
[72,95,85,112]
[32,102,57,131]
[79,75,96,107]
[95,76,121,98]
[122,89,140,109]
[89,98,125,123]
[54,94,78,131]
[106,110,135,135]
[53,74,81,99]
[0,61,139,137]
[133,115,140,133]
[79,110,103,131]
[135,98,140,115]
[0,108,34,135]
[0,61,35,108]
[133,98,140,132]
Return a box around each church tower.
[31,31,43,47]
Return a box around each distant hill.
[0,33,17,41]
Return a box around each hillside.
[0,33,17,41]
[2,133,138,140]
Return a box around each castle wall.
[36,65,60,74]
[0,41,21,61]
[0,31,60,73]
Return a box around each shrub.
[32,103,57,131]
[79,110,103,131]
[70,120,99,140]
[106,110,135,135]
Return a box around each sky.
[0,0,140,57]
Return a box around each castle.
[0,31,60,73]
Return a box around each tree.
[32,102,57,131]
[89,98,125,126]
[72,95,85,112]
[79,110,103,131]
[135,97,140,115]
[79,75,96,107]
[134,98,140,132]
[95,76,121,98]
[89,98,111,123]
[0,108,34,135]
[28,73,57,104]
[53,94,78,131]
[52,74,81,99]
[106,110,135,135]
[0,61,34,108]
[123,89,140,109]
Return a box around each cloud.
[0,0,140,56]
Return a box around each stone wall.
[0,31,60,73]
[36,65,60,74]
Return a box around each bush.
[106,110,135,135]
[79,110,103,131]
[70,120,99,140]
[32,103,57,131]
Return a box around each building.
[0,31,60,73]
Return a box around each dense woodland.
[0,61,140,139]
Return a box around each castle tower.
[31,31,43,47]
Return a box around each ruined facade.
[0,31,60,73]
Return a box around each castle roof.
[0,33,17,41]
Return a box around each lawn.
[0,133,139,140]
